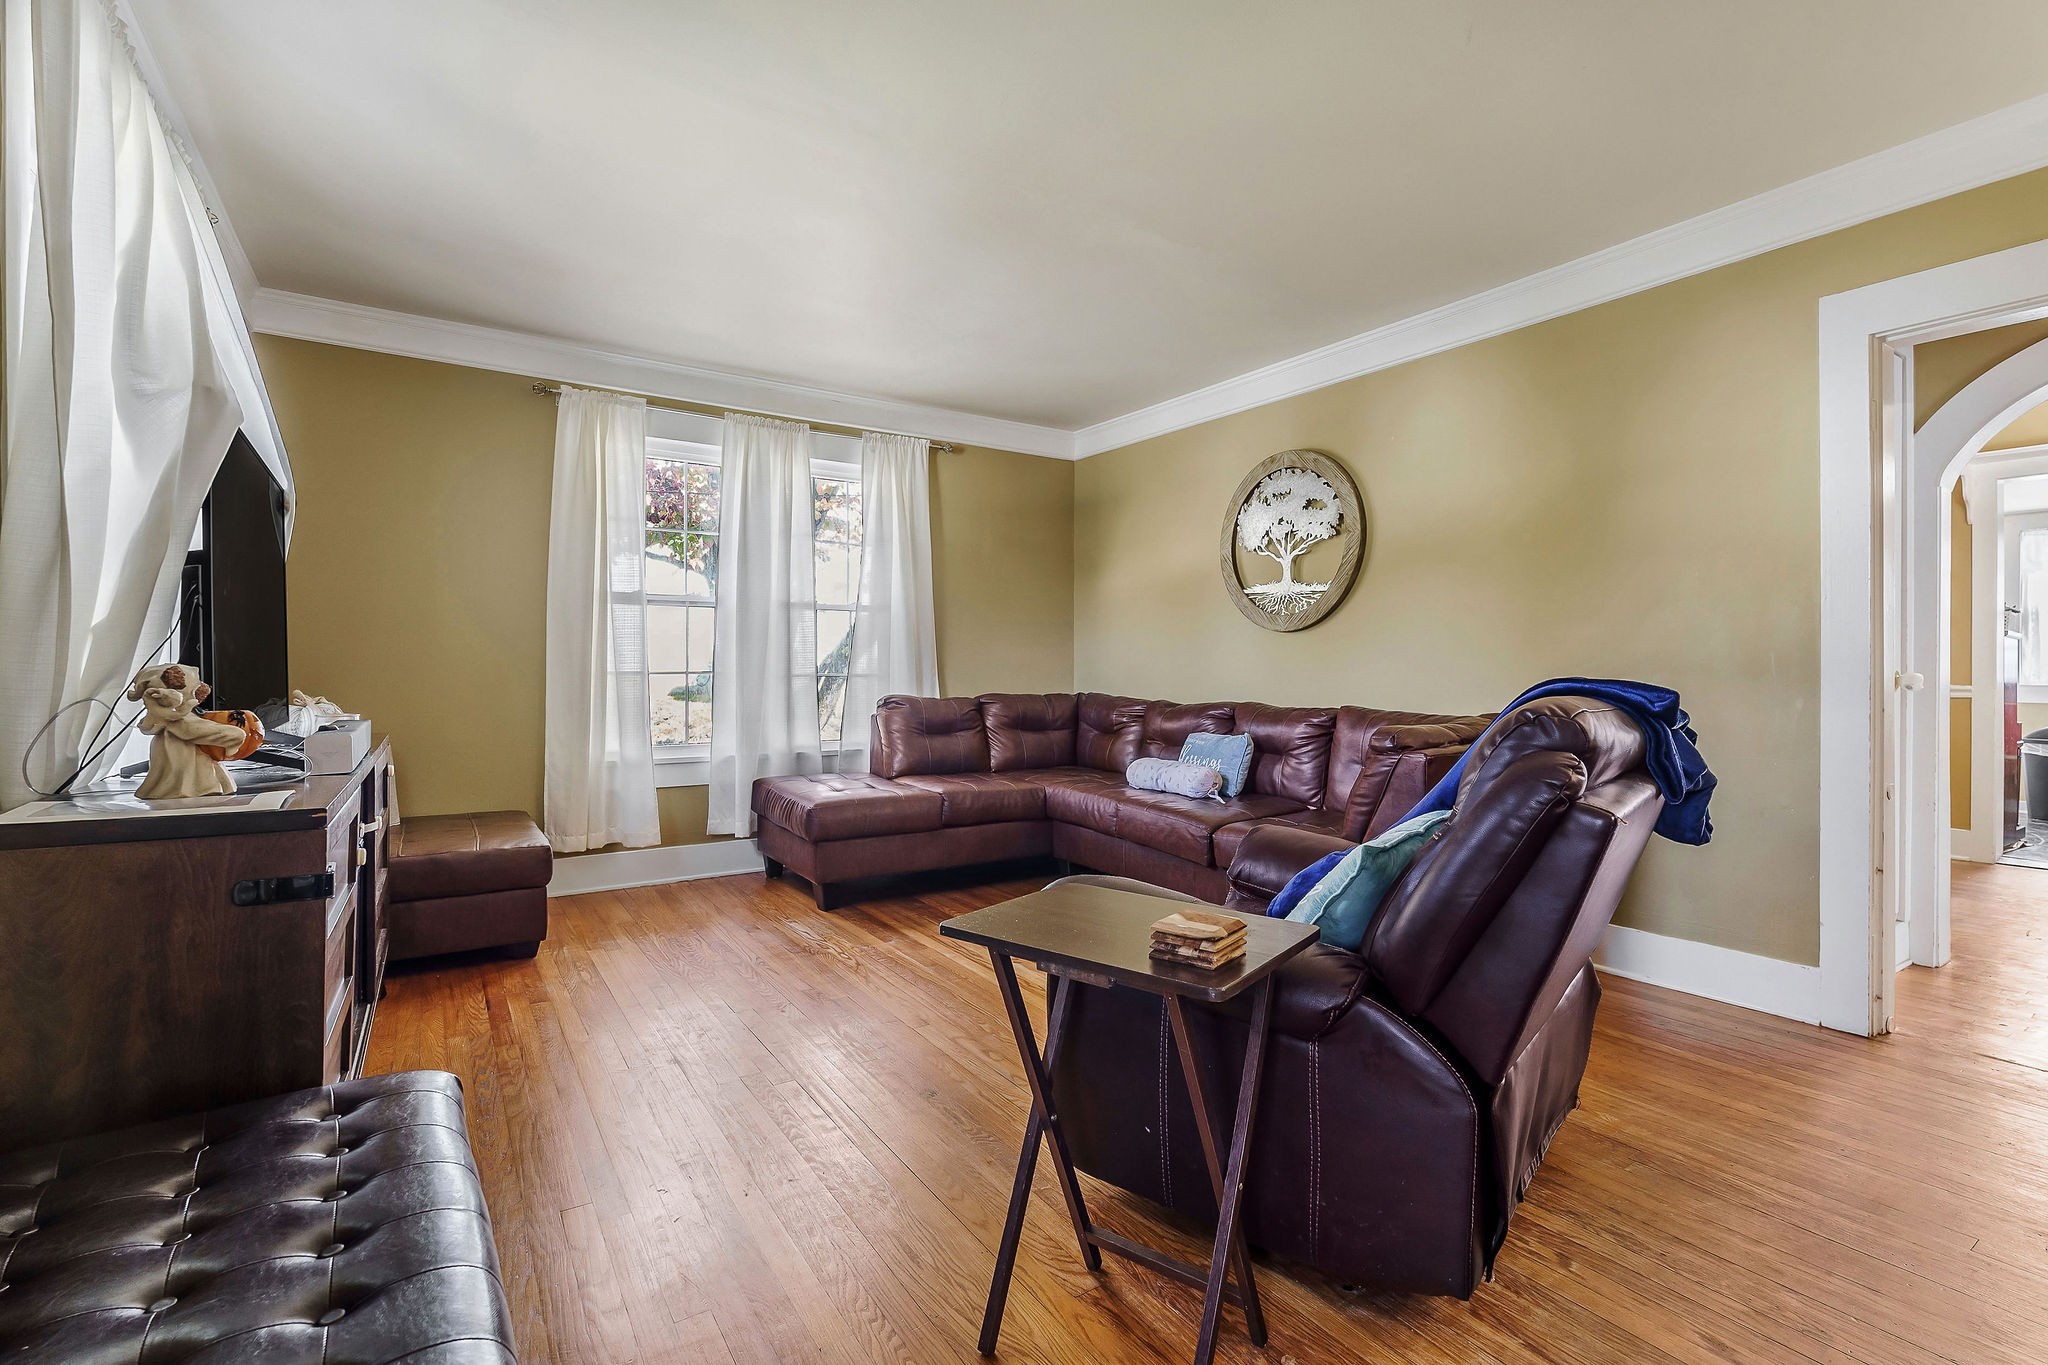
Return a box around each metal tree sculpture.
[1233,467,1343,617]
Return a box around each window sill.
[653,749,867,789]
[655,753,710,788]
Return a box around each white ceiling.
[133,1,2048,433]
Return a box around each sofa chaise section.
[752,692,1489,908]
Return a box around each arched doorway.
[1900,337,2048,974]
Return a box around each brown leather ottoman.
[0,1070,516,1362]
[388,811,551,962]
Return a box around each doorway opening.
[1818,236,2048,1036]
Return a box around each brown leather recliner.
[751,692,1490,908]
[1048,695,1662,1297]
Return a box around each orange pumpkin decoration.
[200,709,265,762]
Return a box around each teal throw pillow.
[1284,809,1453,951]
[1180,732,1254,798]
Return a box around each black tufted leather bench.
[0,1071,515,1363]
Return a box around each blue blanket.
[1404,677,1716,846]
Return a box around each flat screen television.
[180,432,291,727]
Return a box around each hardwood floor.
[366,860,2048,1363]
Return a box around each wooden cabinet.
[0,741,393,1150]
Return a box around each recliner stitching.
[1309,1037,1321,1259]
[1157,1001,1171,1204]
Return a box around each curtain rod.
[530,383,960,452]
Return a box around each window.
[813,471,863,744]
[645,445,719,750]
[643,419,863,777]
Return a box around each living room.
[5,3,2048,1362]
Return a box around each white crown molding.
[1595,923,1821,1025]
[1074,91,2048,458]
[548,837,764,897]
[115,0,258,307]
[248,289,1078,459]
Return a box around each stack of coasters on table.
[1148,908,1248,970]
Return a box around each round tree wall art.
[1219,450,1364,632]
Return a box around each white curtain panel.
[708,413,820,836]
[844,431,939,739]
[0,0,283,809]
[543,386,660,853]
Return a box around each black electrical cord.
[20,584,199,800]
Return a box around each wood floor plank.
[367,858,2048,1363]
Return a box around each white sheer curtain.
[708,413,820,836]
[844,432,938,733]
[0,0,289,809]
[543,386,660,852]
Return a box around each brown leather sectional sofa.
[758,690,1669,1300]
[751,692,1492,908]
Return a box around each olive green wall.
[1074,167,2048,968]
[259,336,1075,851]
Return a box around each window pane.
[645,530,688,596]
[647,603,687,673]
[818,673,847,744]
[814,478,859,543]
[696,535,719,597]
[816,541,857,607]
[647,530,717,598]
[842,485,862,545]
[685,673,714,746]
[686,464,720,532]
[651,672,691,746]
[686,604,716,674]
[646,459,690,529]
[816,608,853,674]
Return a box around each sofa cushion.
[0,1071,515,1364]
[895,772,1048,826]
[870,695,989,778]
[979,692,1078,771]
[1076,693,1148,772]
[753,773,944,841]
[1139,700,1235,760]
[1044,774,1303,865]
[388,810,552,902]
[1212,805,1348,869]
[1234,702,1339,804]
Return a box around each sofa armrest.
[1351,741,1473,840]
[1225,823,1356,910]
[1338,716,1492,839]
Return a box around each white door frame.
[1819,238,2048,1036]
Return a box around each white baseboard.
[1594,923,1822,1025]
[548,838,764,897]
